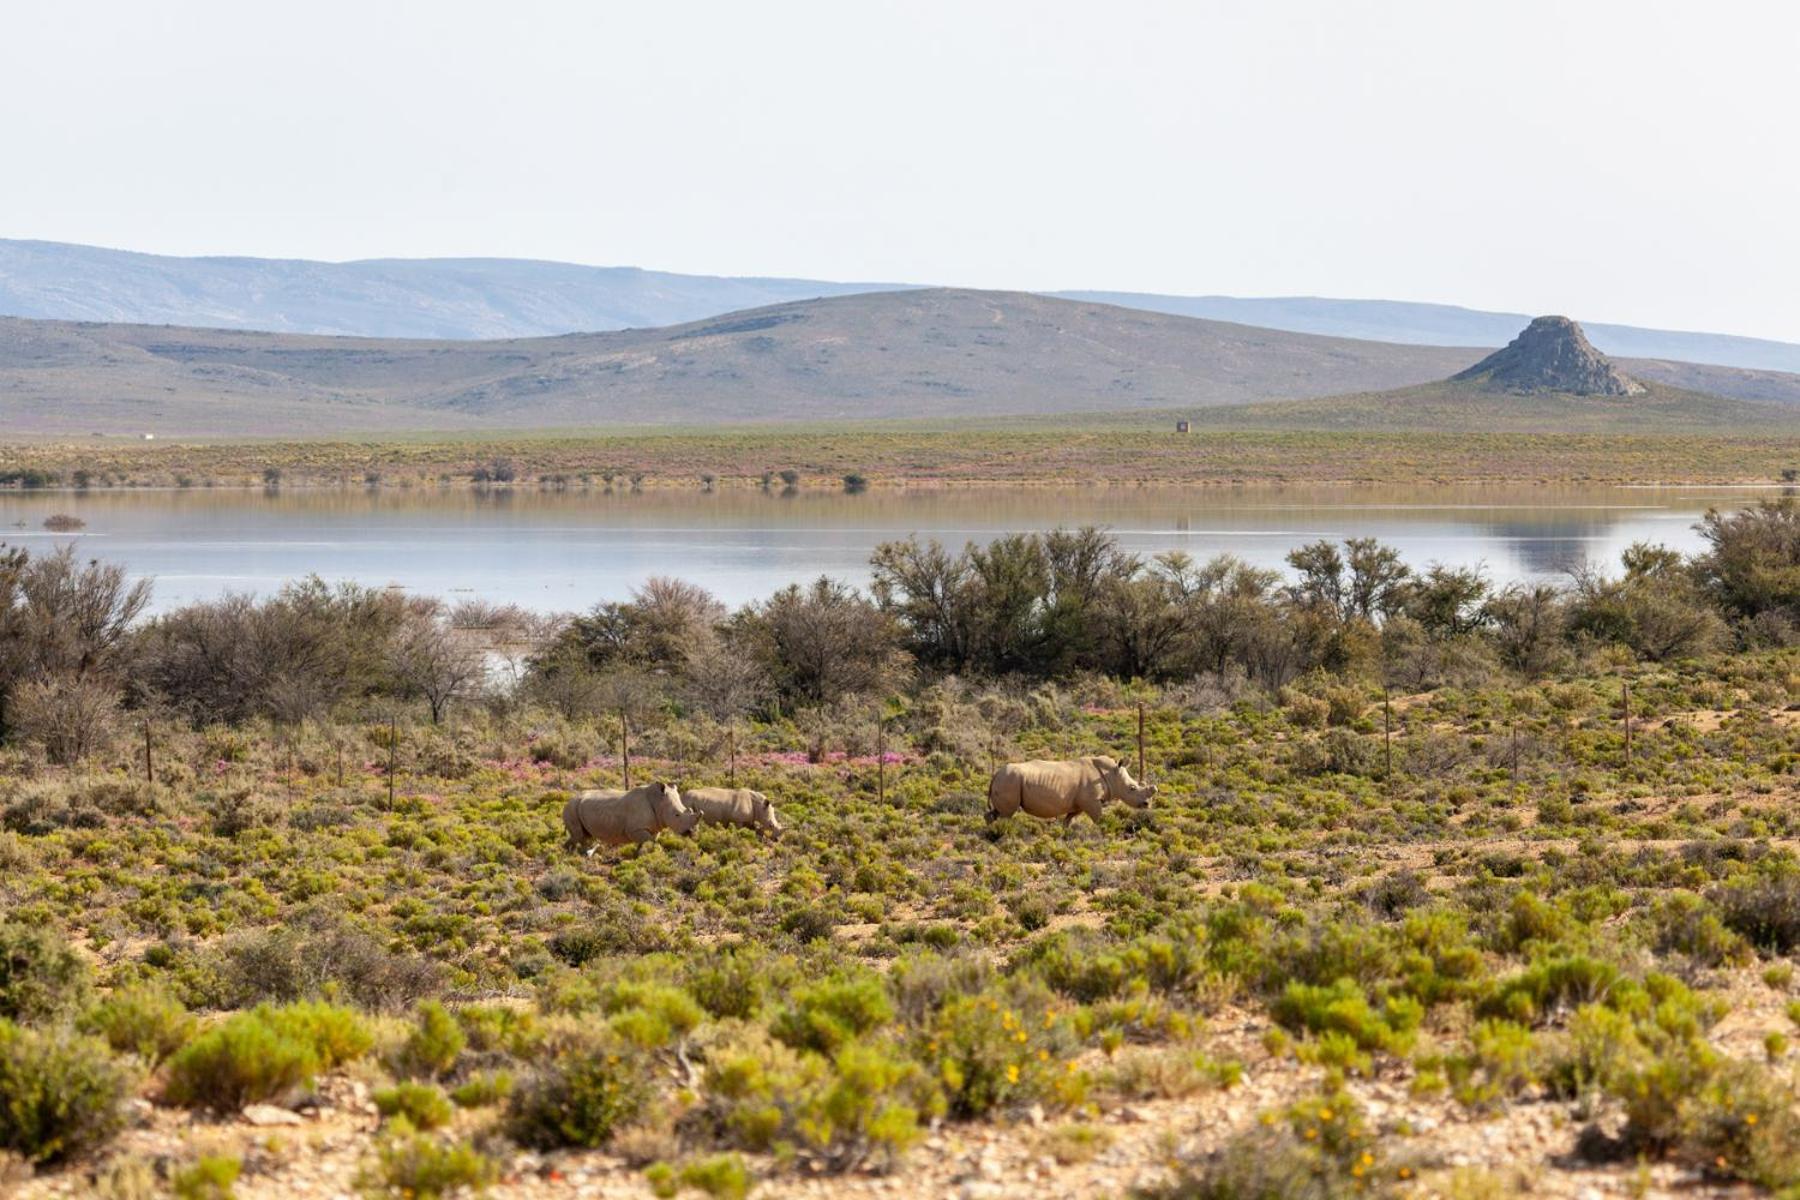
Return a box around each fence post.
[1383,688,1393,780]
[387,715,397,809]
[729,724,737,786]
[877,718,887,805]
[143,721,154,785]
[1511,720,1520,798]
[1623,680,1633,767]
[1137,703,1146,782]
[621,712,632,789]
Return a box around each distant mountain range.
[4,239,1799,374]
[4,289,1797,437]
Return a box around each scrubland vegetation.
[3,426,1798,491]
[0,498,1797,1197]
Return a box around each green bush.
[506,1039,652,1149]
[359,1131,497,1198]
[171,1155,241,1200]
[390,1001,465,1080]
[1271,978,1420,1055]
[0,923,91,1025]
[1145,1088,1397,1199]
[373,1081,454,1130]
[648,1153,755,1200]
[81,982,197,1065]
[606,981,704,1050]
[0,1020,131,1165]
[450,1070,514,1108]
[165,1002,370,1113]
[926,992,1074,1118]
[702,1033,925,1171]
[771,974,893,1055]
[262,1000,373,1069]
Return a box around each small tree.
[390,607,486,724]
[12,673,120,764]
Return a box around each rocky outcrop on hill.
[1452,315,1643,395]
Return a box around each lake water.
[0,484,1779,614]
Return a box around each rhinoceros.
[681,786,785,838]
[986,756,1156,827]
[561,783,697,853]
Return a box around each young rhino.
[680,787,785,839]
[562,782,697,854]
[986,755,1155,828]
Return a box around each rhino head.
[1097,757,1157,810]
[752,792,785,839]
[651,782,700,835]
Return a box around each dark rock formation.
[1452,316,1643,395]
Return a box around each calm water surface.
[0,485,1779,614]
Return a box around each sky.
[3,0,1798,340]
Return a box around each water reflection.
[0,484,1773,614]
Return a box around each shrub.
[650,1153,754,1200]
[1271,978,1420,1055]
[1714,870,1800,955]
[1480,954,1623,1025]
[507,1039,652,1149]
[606,982,705,1050]
[0,1020,132,1165]
[164,1003,370,1113]
[390,1001,464,1080]
[703,1033,925,1171]
[359,1131,497,1199]
[263,1000,373,1069]
[1145,1088,1395,1199]
[164,1013,316,1114]
[771,974,893,1055]
[687,949,778,1021]
[1443,1020,1538,1111]
[81,982,197,1065]
[10,674,120,764]
[216,920,443,1012]
[925,992,1075,1118]
[0,922,91,1024]
[171,1155,241,1200]
[450,1070,514,1108]
[373,1082,454,1131]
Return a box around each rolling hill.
[0,289,1488,435]
[6,239,1800,373]
[2,289,1797,437]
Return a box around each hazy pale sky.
[4,0,1797,339]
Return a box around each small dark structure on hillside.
[1175,419,1190,433]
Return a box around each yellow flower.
[1746,1113,1759,1126]
[1015,1031,1028,1043]
[1319,1108,1333,1121]
[1360,1153,1374,1166]
[1006,1064,1020,1084]
[1037,1049,1050,1062]
[1304,1128,1318,1140]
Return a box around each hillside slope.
[6,240,1800,373]
[0,289,1488,435]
